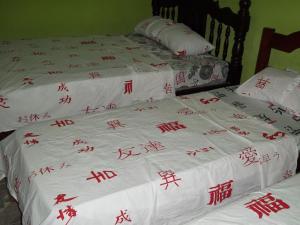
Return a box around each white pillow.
[134,16,161,36]
[134,17,214,56]
[156,23,215,56]
[145,18,175,39]
[236,67,300,115]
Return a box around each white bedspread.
[0,90,298,225]
[186,174,300,225]
[0,35,174,132]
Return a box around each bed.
[0,87,299,225]
[0,0,251,136]
[184,173,300,225]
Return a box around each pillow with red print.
[156,23,215,56]
[134,17,214,56]
[236,67,300,115]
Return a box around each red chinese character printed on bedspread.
[245,193,289,219]
[48,71,63,75]
[262,131,285,140]
[39,166,55,175]
[187,146,215,157]
[141,141,166,152]
[88,71,101,79]
[232,113,248,119]
[239,147,259,166]
[57,205,77,225]
[24,132,40,146]
[41,60,54,66]
[86,170,118,183]
[107,120,126,129]
[199,97,220,104]
[114,210,132,225]
[18,112,51,123]
[164,82,173,94]
[229,126,250,136]
[72,139,95,153]
[54,194,78,205]
[177,107,194,115]
[124,80,133,94]
[33,51,46,56]
[57,82,69,92]
[208,180,234,205]
[102,55,116,60]
[203,129,227,135]
[116,147,141,160]
[255,77,270,89]
[81,106,100,114]
[59,95,72,104]
[156,121,187,133]
[51,119,74,127]
[175,72,186,85]
[0,96,10,108]
[23,77,34,85]
[12,56,20,62]
[158,170,182,190]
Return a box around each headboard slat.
[215,23,223,57]
[223,26,231,60]
[209,19,215,45]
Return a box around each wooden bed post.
[228,0,251,85]
[255,28,275,73]
[152,0,160,16]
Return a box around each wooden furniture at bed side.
[152,0,251,95]
[256,27,300,73]
[255,27,300,173]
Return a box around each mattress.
[0,35,175,132]
[127,33,229,91]
[0,87,298,225]
[185,173,300,225]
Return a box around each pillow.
[236,67,300,115]
[156,23,215,56]
[134,17,214,56]
[145,18,175,39]
[134,16,161,36]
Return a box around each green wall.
[0,0,151,39]
[220,0,300,82]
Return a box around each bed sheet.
[127,33,229,91]
[0,87,298,225]
[0,35,175,132]
[185,173,300,225]
[208,86,300,149]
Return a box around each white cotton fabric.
[134,16,162,36]
[0,35,175,132]
[0,89,298,225]
[185,174,300,225]
[236,67,300,115]
[134,17,215,56]
[156,23,215,56]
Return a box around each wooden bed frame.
[256,27,300,73]
[0,0,251,141]
[255,27,300,173]
[152,0,251,95]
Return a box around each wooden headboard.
[255,27,300,73]
[152,0,251,93]
[255,27,300,173]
